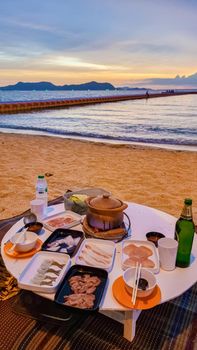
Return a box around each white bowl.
[11,231,38,252]
[123,267,157,298]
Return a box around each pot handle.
[122,203,128,211]
[123,212,131,233]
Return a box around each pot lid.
[89,194,122,209]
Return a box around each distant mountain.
[143,72,197,87]
[0,81,115,91]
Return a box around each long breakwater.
[0,91,196,113]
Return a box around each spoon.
[9,228,28,253]
[23,212,37,225]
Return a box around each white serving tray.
[43,211,82,231]
[75,238,116,272]
[121,239,159,274]
[18,251,71,293]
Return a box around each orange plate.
[4,239,42,258]
[112,276,161,310]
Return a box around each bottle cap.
[184,198,192,205]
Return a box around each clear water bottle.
[35,175,48,211]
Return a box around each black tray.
[55,264,108,311]
[12,290,87,326]
[41,228,84,257]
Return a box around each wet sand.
[0,133,196,222]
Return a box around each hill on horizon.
[0,80,152,91]
[0,81,115,91]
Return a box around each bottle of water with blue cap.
[35,175,48,212]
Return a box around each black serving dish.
[146,231,165,247]
[13,290,87,326]
[55,264,108,312]
[25,222,43,234]
[41,228,84,257]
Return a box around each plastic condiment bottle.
[35,175,48,211]
[175,198,195,267]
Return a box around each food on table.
[123,243,152,258]
[69,274,101,294]
[46,216,75,228]
[45,235,81,254]
[140,259,155,268]
[63,273,101,309]
[138,278,148,291]
[123,243,155,268]
[86,243,113,258]
[40,280,54,286]
[64,293,95,309]
[123,243,138,256]
[77,241,113,269]
[138,246,152,257]
[78,254,107,268]
[124,257,155,268]
[146,232,165,247]
[31,259,65,285]
[65,194,88,215]
[123,257,139,266]
[26,222,43,234]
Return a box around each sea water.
[0,90,196,151]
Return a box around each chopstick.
[131,262,139,305]
[132,262,142,306]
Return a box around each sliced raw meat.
[124,257,155,268]
[123,244,138,256]
[141,258,155,268]
[64,293,95,309]
[138,245,153,257]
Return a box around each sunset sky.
[0,0,197,88]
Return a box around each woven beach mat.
[0,283,196,350]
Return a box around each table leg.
[100,310,141,342]
[124,310,141,342]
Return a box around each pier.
[0,91,196,113]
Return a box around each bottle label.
[180,205,192,220]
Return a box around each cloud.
[0,0,197,86]
[135,72,197,88]
[42,55,127,72]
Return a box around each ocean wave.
[0,124,196,146]
[0,91,197,150]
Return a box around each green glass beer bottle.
[175,198,195,268]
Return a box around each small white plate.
[43,211,82,231]
[75,238,116,272]
[18,251,71,293]
[121,239,159,274]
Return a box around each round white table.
[1,202,197,342]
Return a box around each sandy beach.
[0,133,196,223]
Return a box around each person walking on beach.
[146,90,149,98]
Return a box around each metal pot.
[85,193,128,231]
